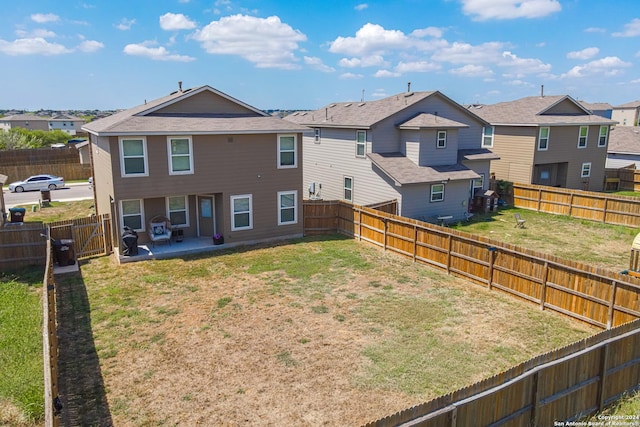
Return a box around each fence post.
[607,280,618,329]
[358,209,362,241]
[383,218,388,251]
[540,262,549,311]
[446,235,452,274]
[530,371,540,426]
[597,343,610,411]
[603,198,609,223]
[568,193,574,217]
[413,225,418,262]
[488,247,497,290]
[537,188,542,212]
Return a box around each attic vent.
[344,103,352,107]
[183,88,192,93]
[329,104,337,108]
[404,92,414,98]
[358,102,366,107]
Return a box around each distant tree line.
[0,128,72,150]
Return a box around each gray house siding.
[400,180,470,220]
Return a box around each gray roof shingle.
[608,126,640,154]
[368,152,480,185]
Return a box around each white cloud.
[450,64,493,77]
[339,72,363,79]
[374,69,401,78]
[0,37,70,55]
[395,61,441,73]
[15,29,56,38]
[115,18,136,31]
[123,42,196,62]
[433,41,506,64]
[613,19,640,37]
[31,13,60,23]
[499,51,551,74]
[411,27,444,39]
[192,15,306,69]
[160,13,196,31]
[329,23,409,56]
[77,40,104,53]
[354,4,368,11]
[304,56,335,72]
[567,47,599,60]
[562,56,631,78]
[338,55,387,68]
[460,0,561,21]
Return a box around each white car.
[8,174,65,192]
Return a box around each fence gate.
[49,214,112,259]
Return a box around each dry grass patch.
[73,236,596,426]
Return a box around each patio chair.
[148,215,172,247]
[514,213,526,229]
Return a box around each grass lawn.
[0,268,45,427]
[58,236,597,425]
[449,207,638,272]
[14,199,94,223]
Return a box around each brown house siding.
[489,126,536,184]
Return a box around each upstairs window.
[278,134,297,168]
[168,136,193,175]
[537,127,550,151]
[482,126,494,148]
[120,138,148,177]
[356,130,366,157]
[437,131,447,148]
[598,126,608,147]
[577,126,588,148]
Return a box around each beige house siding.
[488,126,536,183]
[152,90,257,115]
[612,108,638,126]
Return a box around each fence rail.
[512,182,640,227]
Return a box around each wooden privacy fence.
[48,214,112,260]
[606,167,640,192]
[43,237,61,427]
[0,147,91,182]
[512,182,640,227]
[364,319,640,427]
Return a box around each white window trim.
[436,130,447,149]
[120,199,145,232]
[482,126,494,148]
[167,136,194,175]
[277,190,298,225]
[430,183,445,202]
[356,130,366,158]
[119,137,149,177]
[277,134,297,169]
[577,126,588,149]
[166,195,189,228]
[471,174,484,196]
[231,194,253,231]
[581,162,592,178]
[344,176,353,202]
[598,126,608,147]
[537,127,550,151]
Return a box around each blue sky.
[1,0,640,111]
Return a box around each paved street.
[3,182,93,208]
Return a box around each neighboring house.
[469,95,617,191]
[612,100,640,127]
[82,84,308,251]
[284,90,498,222]
[0,113,85,135]
[579,101,613,119]
[606,126,640,169]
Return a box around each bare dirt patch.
[62,236,596,426]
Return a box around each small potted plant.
[213,233,224,245]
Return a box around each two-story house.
[0,113,85,135]
[612,100,640,127]
[82,85,308,252]
[469,95,617,191]
[285,90,498,222]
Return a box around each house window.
[278,134,297,168]
[314,128,321,144]
[167,195,188,227]
[278,191,297,225]
[430,183,445,202]
[598,126,608,147]
[344,176,353,201]
[581,162,591,178]
[356,130,366,157]
[537,127,550,151]
[577,126,588,148]
[471,175,484,196]
[120,138,148,177]
[121,199,144,231]
[231,194,252,231]
[168,136,193,175]
[482,126,494,148]
[436,131,447,149]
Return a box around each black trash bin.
[9,207,26,223]
[52,239,75,266]
[121,227,139,256]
